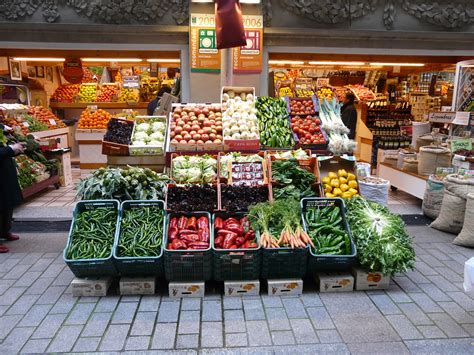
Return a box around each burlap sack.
[359,178,390,206]
[445,174,474,199]
[430,189,466,234]
[422,175,445,220]
[397,150,416,169]
[416,134,434,152]
[453,193,474,247]
[402,157,418,174]
[418,146,451,176]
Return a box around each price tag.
[87,105,98,112]
[435,167,454,178]
[23,122,30,128]
[122,76,140,88]
[453,111,470,126]
[451,139,472,153]
[49,119,57,126]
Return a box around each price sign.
[451,139,473,153]
[435,167,454,178]
[122,76,140,88]
[453,111,470,126]
[428,112,456,124]
[87,105,98,112]
[49,119,57,126]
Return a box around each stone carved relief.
[0,0,189,24]
[264,0,474,30]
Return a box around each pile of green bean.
[66,208,117,260]
[117,207,164,257]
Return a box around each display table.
[22,174,60,199]
[378,162,427,199]
[75,129,107,169]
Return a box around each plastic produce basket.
[163,212,213,281]
[63,200,119,278]
[212,212,261,281]
[261,243,308,279]
[113,200,166,276]
[301,197,357,273]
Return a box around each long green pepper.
[66,208,117,260]
[118,206,164,257]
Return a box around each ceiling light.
[269,60,305,65]
[370,62,424,67]
[309,61,366,66]
[81,58,143,63]
[146,59,181,63]
[13,57,65,62]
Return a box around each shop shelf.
[301,197,357,273]
[212,212,261,281]
[63,200,119,278]
[113,200,165,276]
[163,212,213,281]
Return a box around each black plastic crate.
[163,212,213,281]
[113,200,165,276]
[212,212,261,281]
[63,200,119,278]
[301,197,357,273]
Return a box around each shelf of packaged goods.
[378,162,427,199]
[22,174,60,199]
[49,102,149,110]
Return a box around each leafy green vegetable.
[345,196,415,276]
[76,166,170,201]
[271,160,316,199]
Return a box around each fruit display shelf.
[50,102,149,110]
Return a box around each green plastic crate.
[301,197,357,273]
[212,212,261,281]
[163,212,213,281]
[261,245,308,279]
[63,200,119,278]
[113,200,165,276]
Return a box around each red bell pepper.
[170,217,178,229]
[179,229,198,236]
[171,239,187,250]
[247,241,257,248]
[245,230,255,240]
[226,224,244,236]
[177,216,188,230]
[181,234,200,243]
[168,226,179,241]
[214,235,224,247]
[188,241,209,249]
[235,236,245,246]
[167,242,174,249]
[216,229,235,237]
[222,232,238,249]
[187,216,197,230]
[229,244,238,249]
[224,218,240,227]
[214,217,224,230]
[197,216,208,229]
[198,228,210,242]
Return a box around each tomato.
[293,127,299,134]
[315,126,321,133]
[309,127,316,134]
[305,133,312,140]
[315,119,321,125]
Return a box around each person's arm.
[0,146,14,160]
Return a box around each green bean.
[118,206,164,258]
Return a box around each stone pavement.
[0,226,473,354]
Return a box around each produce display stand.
[318,155,357,178]
[107,155,166,172]
[75,128,107,169]
[21,174,60,199]
[50,102,149,110]
[32,127,70,150]
[378,162,427,199]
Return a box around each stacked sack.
[430,174,474,247]
[422,175,445,220]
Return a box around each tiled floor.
[0,226,473,353]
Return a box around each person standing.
[341,92,358,140]
[172,68,181,101]
[0,128,24,253]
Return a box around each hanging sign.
[233,15,263,73]
[428,112,456,124]
[63,57,83,84]
[190,13,221,73]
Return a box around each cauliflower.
[150,131,164,141]
[133,131,148,141]
[137,123,150,132]
[152,121,165,131]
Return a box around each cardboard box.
[315,272,354,293]
[352,267,390,291]
[169,282,205,298]
[120,277,156,295]
[225,280,260,296]
[267,279,303,296]
[71,277,112,297]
